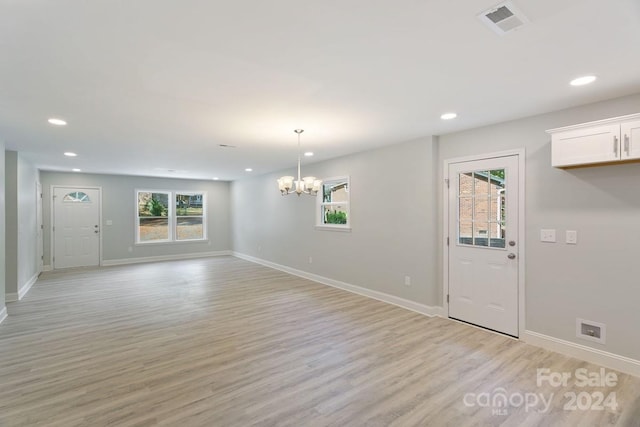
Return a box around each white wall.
[232,136,440,306]
[4,151,17,297]
[437,92,640,361]
[4,151,39,299]
[0,144,5,313]
[17,154,39,290]
[40,172,231,265]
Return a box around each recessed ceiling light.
[64,152,77,157]
[245,168,253,172]
[570,75,597,86]
[72,168,81,172]
[213,177,219,180]
[304,152,314,157]
[441,112,457,120]
[48,118,67,126]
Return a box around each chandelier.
[277,129,322,196]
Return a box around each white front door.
[53,187,101,269]
[447,155,519,336]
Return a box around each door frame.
[50,185,103,269]
[442,149,526,337]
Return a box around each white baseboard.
[5,272,39,302]
[523,330,640,378]
[43,265,53,272]
[102,250,232,267]
[0,306,7,324]
[19,273,38,300]
[232,252,445,318]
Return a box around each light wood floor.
[0,257,638,427]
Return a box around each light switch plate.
[566,230,577,244]
[540,229,556,243]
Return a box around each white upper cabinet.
[621,119,640,160]
[548,113,640,168]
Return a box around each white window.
[316,176,350,230]
[136,191,207,243]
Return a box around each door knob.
[507,253,516,259]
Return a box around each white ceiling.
[1,0,640,181]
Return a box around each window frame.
[135,190,208,244]
[175,192,207,242]
[315,176,351,232]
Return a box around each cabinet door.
[551,124,620,167]
[621,119,640,160]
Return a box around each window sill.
[315,225,351,233]
[135,239,209,246]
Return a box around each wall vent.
[576,318,606,345]
[478,1,529,35]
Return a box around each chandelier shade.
[277,130,322,196]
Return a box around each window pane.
[322,205,348,224]
[474,221,489,246]
[474,196,489,223]
[176,194,204,216]
[459,197,472,223]
[323,181,348,203]
[459,173,473,196]
[459,221,473,245]
[139,218,169,241]
[138,192,169,217]
[474,171,490,197]
[177,217,204,240]
[63,191,90,202]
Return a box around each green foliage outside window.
[325,211,347,224]
[148,198,168,216]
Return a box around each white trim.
[442,149,526,337]
[19,272,38,300]
[522,330,640,378]
[5,272,39,302]
[0,307,7,325]
[233,252,445,318]
[102,250,232,267]
[43,265,53,272]
[314,226,352,232]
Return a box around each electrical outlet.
[404,276,411,286]
[566,230,577,244]
[308,256,313,264]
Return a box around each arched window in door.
[63,191,91,202]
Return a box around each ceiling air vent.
[478,1,529,35]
